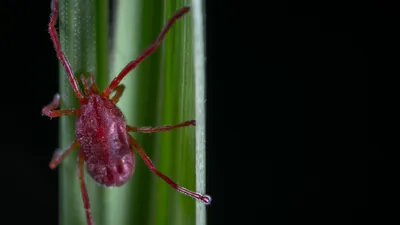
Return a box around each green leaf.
[58,0,108,225]
[56,0,207,225]
[191,1,208,225]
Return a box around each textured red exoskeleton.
[42,1,211,225]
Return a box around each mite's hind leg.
[110,85,125,103]
[78,152,94,225]
[49,139,79,169]
[127,120,196,133]
[42,94,79,118]
[129,136,211,204]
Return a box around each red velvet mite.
[42,1,211,225]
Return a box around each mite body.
[76,94,135,187]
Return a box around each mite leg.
[49,0,85,100]
[103,7,191,97]
[111,85,126,103]
[42,94,79,118]
[80,74,92,95]
[127,120,195,133]
[49,139,79,169]
[78,152,94,225]
[129,136,211,204]
[88,74,99,94]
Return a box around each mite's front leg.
[42,94,79,118]
[110,85,126,103]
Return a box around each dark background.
[0,0,395,225]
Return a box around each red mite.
[43,1,211,225]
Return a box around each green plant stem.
[58,0,108,225]
[192,1,207,225]
[57,0,205,225]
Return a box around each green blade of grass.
[110,0,206,225]
[192,1,207,225]
[58,0,108,225]
[153,0,196,224]
[57,0,206,224]
[106,0,163,225]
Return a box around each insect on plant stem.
[42,1,211,225]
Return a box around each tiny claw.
[53,93,61,103]
[179,6,191,14]
[189,120,196,126]
[49,148,63,169]
[201,195,212,205]
[51,0,58,12]
[41,108,50,116]
[49,162,57,169]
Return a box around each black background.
[0,0,395,225]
